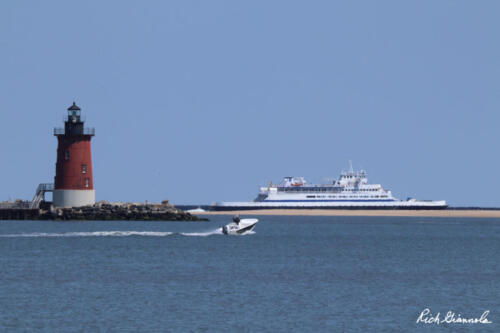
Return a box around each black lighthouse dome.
[67,102,81,111]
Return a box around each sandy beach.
[196,209,500,218]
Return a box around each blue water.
[0,216,499,332]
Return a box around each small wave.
[186,208,206,213]
[180,228,223,237]
[0,231,174,238]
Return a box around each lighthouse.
[53,102,95,208]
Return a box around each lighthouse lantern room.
[53,102,95,207]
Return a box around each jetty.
[0,200,207,221]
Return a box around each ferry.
[212,166,447,210]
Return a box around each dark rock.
[0,201,208,221]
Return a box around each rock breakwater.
[0,201,207,221]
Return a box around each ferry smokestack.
[52,102,95,207]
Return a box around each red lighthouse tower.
[53,102,95,207]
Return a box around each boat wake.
[0,228,255,238]
[0,231,175,238]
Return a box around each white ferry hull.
[212,200,448,211]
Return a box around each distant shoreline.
[193,209,500,218]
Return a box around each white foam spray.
[180,228,224,237]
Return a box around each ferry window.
[65,150,70,160]
[81,164,87,174]
[85,178,89,188]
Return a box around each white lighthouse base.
[53,190,95,208]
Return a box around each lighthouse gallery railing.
[53,128,95,135]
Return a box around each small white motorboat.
[222,215,258,235]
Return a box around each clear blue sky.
[1,1,499,206]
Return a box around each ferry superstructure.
[212,168,447,210]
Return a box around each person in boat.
[232,215,240,224]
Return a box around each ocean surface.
[0,216,499,332]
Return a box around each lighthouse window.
[65,150,70,160]
[85,178,89,188]
[81,164,87,174]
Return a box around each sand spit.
[196,209,500,218]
